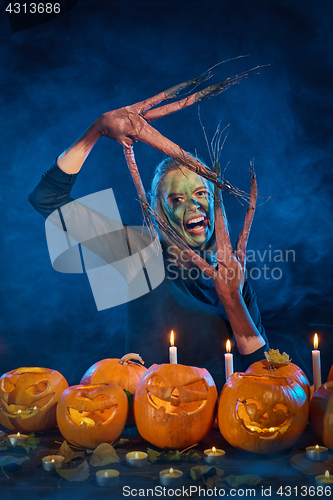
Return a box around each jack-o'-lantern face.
[56,384,128,449]
[218,373,309,454]
[0,367,68,433]
[133,364,218,450]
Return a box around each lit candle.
[8,432,28,446]
[159,468,183,486]
[225,340,233,381]
[125,451,148,468]
[306,445,328,462]
[169,330,177,364]
[315,470,333,487]
[312,333,322,392]
[96,469,120,486]
[204,447,225,464]
[42,455,64,471]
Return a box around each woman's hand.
[213,253,245,303]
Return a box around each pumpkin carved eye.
[1,378,15,393]
[26,380,49,396]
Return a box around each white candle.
[225,340,233,380]
[159,468,183,486]
[204,447,225,464]
[315,470,333,486]
[96,469,119,486]
[8,432,28,447]
[125,451,148,468]
[312,333,322,392]
[42,455,64,471]
[169,330,177,364]
[306,445,328,462]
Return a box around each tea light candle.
[225,340,233,381]
[204,447,225,464]
[312,333,322,392]
[169,330,177,364]
[125,451,148,468]
[96,469,119,487]
[315,470,333,487]
[306,445,328,462]
[8,432,28,446]
[159,468,183,487]
[42,455,64,471]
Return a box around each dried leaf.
[113,438,130,448]
[224,474,262,487]
[206,475,223,488]
[57,460,90,482]
[190,465,224,481]
[0,455,29,467]
[57,441,85,463]
[147,448,162,463]
[165,450,181,461]
[19,434,40,453]
[89,443,119,466]
[0,443,8,451]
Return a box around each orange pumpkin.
[0,367,68,433]
[56,383,128,448]
[133,363,217,449]
[309,381,333,449]
[246,359,310,400]
[80,353,146,394]
[328,365,333,382]
[218,373,309,454]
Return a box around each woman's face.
[161,169,214,248]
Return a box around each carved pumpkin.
[0,367,68,433]
[218,373,309,454]
[246,358,310,400]
[328,365,333,382]
[56,383,128,448]
[133,364,218,449]
[309,381,333,449]
[80,353,146,394]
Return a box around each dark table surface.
[0,423,332,500]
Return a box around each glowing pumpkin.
[0,367,68,433]
[80,353,146,394]
[218,373,309,454]
[133,364,217,449]
[246,350,310,400]
[328,365,333,382]
[309,381,333,450]
[56,383,128,448]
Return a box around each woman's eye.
[172,197,182,204]
[196,190,208,197]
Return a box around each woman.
[29,112,269,390]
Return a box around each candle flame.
[226,339,231,353]
[170,330,175,346]
[169,468,173,474]
[315,445,319,450]
[325,471,330,479]
[17,432,20,437]
[314,333,318,349]
[269,427,275,432]
[104,472,108,477]
[135,452,139,459]
[51,459,55,463]
[212,447,216,453]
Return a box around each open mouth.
[184,215,208,235]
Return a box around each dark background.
[1,0,332,386]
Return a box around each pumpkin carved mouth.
[67,395,118,427]
[146,376,209,416]
[236,398,294,439]
[0,393,55,418]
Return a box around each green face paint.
[161,169,214,248]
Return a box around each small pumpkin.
[246,349,310,400]
[0,367,68,433]
[133,363,217,450]
[218,372,309,454]
[80,353,146,394]
[56,383,128,448]
[309,380,333,449]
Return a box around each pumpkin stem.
[119,353,145,366]
[268,363,278,371]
